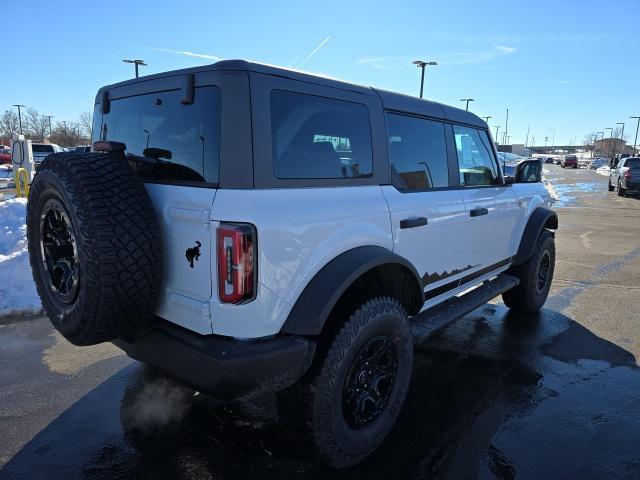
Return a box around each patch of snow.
[543,178,561,202]
[0,198,42,316]
[595,166,611,177]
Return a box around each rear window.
[625,158,640,168]
[270,90,373,179]
[32,144,54,153]
[94,86,221,184]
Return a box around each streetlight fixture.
[12,104,26,135]
[482,116,492,123]
[412,60,437,99]
[630,116,640,154]
[123,59,147,78]
[460,98,474,111]
[45,115,54,137]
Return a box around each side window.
[454,125,500,187]
[271,90,373,179]
[95,86,221,184]
[386,113,449,190]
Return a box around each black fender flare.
[280,246,423,336]
[512,207,558,266]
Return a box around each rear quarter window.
[94,86,221,184]
[270,90,373,179]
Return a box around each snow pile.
[596,166,611,177]
[543,177,561,202]
[0,198,42,316]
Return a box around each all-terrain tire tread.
[27,152,163,345]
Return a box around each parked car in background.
[542,156,553,164]
[590,157,608,170]
[31,143,63,163]
[74,145,91,153]
[561,154,577,168]
[0,146,11,164]
[609,157,640,196]
[554,158,562,165]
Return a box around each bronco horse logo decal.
[186,241,201,268]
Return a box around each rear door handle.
[400,217,428,229]
[469,208,489,217]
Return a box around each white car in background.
[31,143,63,163]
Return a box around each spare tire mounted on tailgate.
[27,152,163,346]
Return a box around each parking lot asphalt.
[1,164,639,480]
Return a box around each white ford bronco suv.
[26,60,557,468]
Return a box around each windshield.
[32,144,54,153]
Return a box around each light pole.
[494,125,501,144]
[45,115,54,137]
[548,127,556,154]
[412,60,437,99]
[605,127,613,159]
[460,98,474,111]
[12,104,26,135]
[123,59,147,78]
[544,136,548,152]
[531,136,535,148]
[615,122,625,157]
[482,115,492,123]
[631,116,640,154]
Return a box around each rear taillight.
[217,223,256,304]
[624,169,632,179]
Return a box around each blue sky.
[2,0,639,146]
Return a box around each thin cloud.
[357,45,516,70]
[147,47,222,61]
[297,35,332,67]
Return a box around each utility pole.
[504,108,509,149]
[525,125,530,148]
[494,125,501,144]
[615,122,625,157]
[630,116,640,154]
[412,60,437,99]
[460,98,474,111]
[482,116,492,123]
[605,127,614,158]
[123,59,147,78]
[544,136,548,152]
[12,104,26,135]
[45,115,54,137]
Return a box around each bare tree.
[78,112,93,141]
[50,121,85,148]
[0,109,20,144]
[25,108,50,142]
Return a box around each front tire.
[277,297,413,468]
[502,230,555,314]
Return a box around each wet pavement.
[1,165,639,479]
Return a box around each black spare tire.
[27,152,163,346]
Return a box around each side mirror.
[515,159,542,183]
[503,175,516,185]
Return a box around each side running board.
[411,274,519,344]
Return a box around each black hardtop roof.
[97,59,486,128]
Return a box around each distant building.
[594,138,632,157]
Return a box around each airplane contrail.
[297,35,332,67]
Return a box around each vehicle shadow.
[1,305,639,480]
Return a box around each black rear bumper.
[113,320,316,404]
